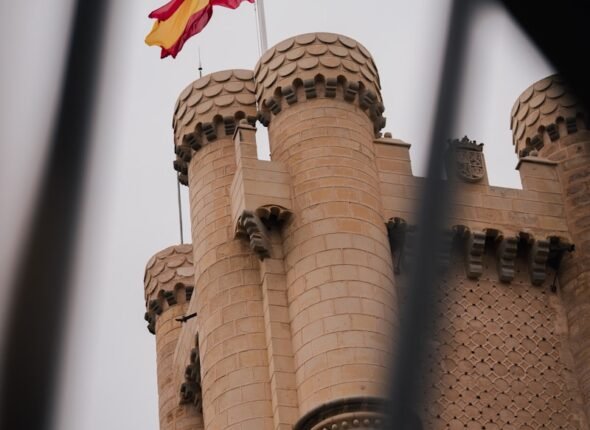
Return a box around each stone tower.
[511,75,590,422]
[143,34,590,429]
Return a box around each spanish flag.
[145,0,254,58]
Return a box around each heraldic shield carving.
[447,136,485,183]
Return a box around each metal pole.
[176,175,184,244]
[0,1,111,429]
[198,46,203,78]
[385,0,477,427]
[255,0,268,53]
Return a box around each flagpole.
[255,0,268,53]
[198,46,203,78]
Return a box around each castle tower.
[172,70,276,429]
[511,75,590,419]
[144,34,590,430]
[254,33,396,428]
[144,244,204,430]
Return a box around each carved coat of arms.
[447,136,485,183]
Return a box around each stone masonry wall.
[419,253,585,429]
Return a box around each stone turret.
[512,75,590,422]
[254,33,395,428]
[144,244,203,430]
[173,69,275,429]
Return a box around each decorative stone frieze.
[386,220,572,287]
[312,413,385,430]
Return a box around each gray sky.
[1,1,552,429]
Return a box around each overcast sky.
[0,1,553,429]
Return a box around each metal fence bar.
[0,2,110,429]
[385,0,479,427]
[500,0,590,109]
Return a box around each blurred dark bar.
[500,0,590,110]
[387,0,590,428]
[385,0,479,427]
[0,1,110,429]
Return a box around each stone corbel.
[179,336,202,410]
[529,239,550,286]
[143,284,194,334]
[465,230,486,279]
[437,229,455,273]
[255,204,293,229]
[237,210,271,260]
[497,236,518,282]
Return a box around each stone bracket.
[237,210,271,260]
[179,335,202,411]
[386,218,453,274]
[144,285,194,334]
[497,236,519,283]
[465,230,486,279]
[386,217,568,286]
[255,204,293,229]
[530,239,550,286]
[438,229,456,273]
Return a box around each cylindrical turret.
[173,70,274,429]
[144,244,204,430]
[254,33,396,427]
[512,75,590,420]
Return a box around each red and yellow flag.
[145,0,254,58]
